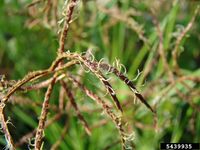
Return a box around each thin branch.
[50,120,68,150]
[99,62,155,113]
[1,60,77,104]
[151,8,174,82]
[59,86,65,111]
[97,5,148,44]
[34,76,57,150]
[16,113,63,147]
[0,106,16,150]
[67,74,129,150]
[61,81,91,135]
[58,0,78,53]
[27,0,42,8]
[172,6,199,71]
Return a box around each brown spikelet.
[1,60,76,104]
[58,0,78,53]
[61,81,91,135]
[99,63,155,113]
[59,52,123,112]
[0,106,16,150]
[35,76,57,150]
[100,75,123,112]
[172,6,199,72]
[67,74,128,149]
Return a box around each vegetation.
[0,0,199,149]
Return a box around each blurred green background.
[0,0,200,149]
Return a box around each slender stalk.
[61,81,91,135]
[0,106,15,150]
[34,76,57,150]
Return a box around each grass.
[0,0,200,150]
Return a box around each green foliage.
[0,0,199,149]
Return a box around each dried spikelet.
[0,106,15,150]
[34,76,57,150]
[58,0,79,53]
[61,81,91,135]
[72,52,154,113]
[34,1,80,148]
[67,74,134,149]
[98,4,148,44]
[60,51,154,113]
[56,51,154,115]
[1,60,76,104]
[97,62,155,113]
[172,6,199,72]
[57,52,124,112]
